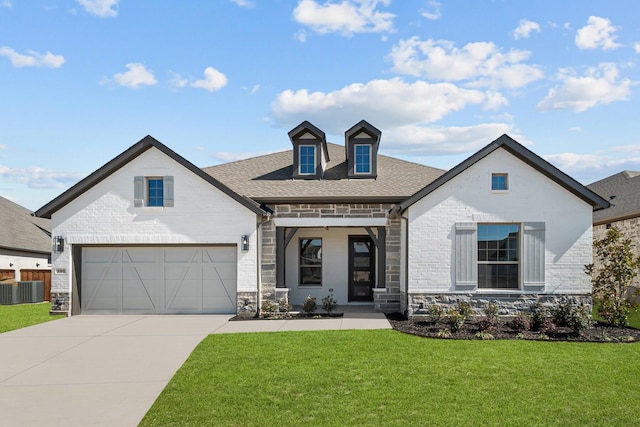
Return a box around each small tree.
[585,226,640,327]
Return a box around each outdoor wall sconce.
[53,236,65,253]
[9,263,13,267]
[241,235,249,252]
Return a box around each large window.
[299,145,316,175]
[477,224,519,289]
[147,178,164,207]
[354,144,371,174]
[300,238,322,285]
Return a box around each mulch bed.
[387,314,640,342]
[230,312,344,321]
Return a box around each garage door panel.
[82,246,237,314]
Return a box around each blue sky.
[2,0,640,210]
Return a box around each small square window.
[299,145,316,175]
[148,178,164,207]
[491,173,508,191]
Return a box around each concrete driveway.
[0,312,390,426]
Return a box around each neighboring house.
[587,171,640,300]
[36,121,609,316]
[0,196,52,300]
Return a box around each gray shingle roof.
[0,196,51,254]
[203,143,446,203]
[588,171,640,224]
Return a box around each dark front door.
[348,236,375,302]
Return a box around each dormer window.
[288,121,329,180]
[346,120,380,179]
[299,145,316,175]
[354,144,371,174]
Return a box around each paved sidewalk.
[0,312,390,427]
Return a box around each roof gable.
[36,135,266,218]
[396,134,610,213]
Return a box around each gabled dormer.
[288,121,329,179]
[345,120,380,179]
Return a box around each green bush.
[321,294,338,313]
[457,301,473,320]
[551,299,573,327]
[567,305,592,334]
[445,308,465,332]
[278,297,291,314]
[301,295,317,314]
[261,299,277,314]
[530,303,549,331]
[509,314,531,332]
[427,304,443,322]
[484,302,499,320]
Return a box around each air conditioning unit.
[0,283,18,305]
[17,281,44,303]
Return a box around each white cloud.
[569,127,582,132]
[191,67,228,92]
[112,63,157,88]
[544,150,640,184]
[0,46,65,68]
[0,144,7,150]
[168,71,188,88]
[230,0,255,7]
[421,1,441,20]
[294,30,308,42]
[77,0,118,18]
[634,42,640,54]
[575,16,620,50]
[387,37,543,90]
[270,78,503,134]
[513,19,540,39]
[1,1,12,8]
[383,123,522,156]
[292,0,395,37]
[537,63,635,112]
[0,165,85,189]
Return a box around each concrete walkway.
[0,312,390,427]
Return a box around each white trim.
[274,217,387,227]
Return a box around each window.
[147,178,164,207]
[300,238,322,285]
[134,176,174,207]
[477,224,519,289]
[299,145,316,175]
[491,173,508,191]
[354,144,371,174]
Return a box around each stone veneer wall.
[256,203,401,310]
[408,293,592,317]
[593,218,640,302]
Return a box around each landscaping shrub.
[278,297,291,314]
[321,294,338,313]
[509,314,531,332]
[551,299,573,327]
[457,301,473,320]
[567,305,592,334]
[484,302,499,320]
[301,295,317,314]
[445,308,465,332]
[427,304,443,322]
[261,299,277,314]
[530,303,549,331]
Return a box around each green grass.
[0,302,61,333]
[141,330,640,427]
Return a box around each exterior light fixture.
[241,235,249,252]
[53,236,65,253]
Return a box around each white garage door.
[81,246,237,314]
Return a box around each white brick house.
[36,123,609,316]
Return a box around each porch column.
[276,227,285,288]
[377,226,386,288]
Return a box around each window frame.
[354,144,372,175]
[147,177,164,207]
[299,238,322,286]
[477,223,520,290]
[491,173,509,191]
[298,145,316,175]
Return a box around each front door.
[348,236,375,302]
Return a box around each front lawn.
[592,304,640,329]
[141,329,640,426]
[0,302,61,333]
